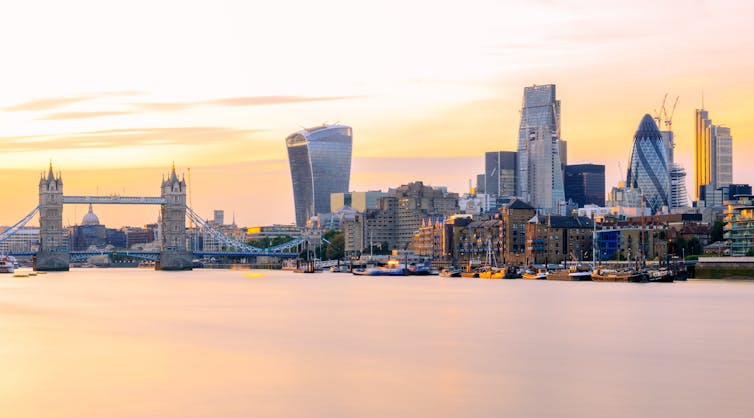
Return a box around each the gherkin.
[626,114,670,213]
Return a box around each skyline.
[0,0,752,227]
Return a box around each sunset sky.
[0,0,752,227]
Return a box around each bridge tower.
[158,163,192,270]
[35,163,70,271]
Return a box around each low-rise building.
[724,194,754,256]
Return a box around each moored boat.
[440,267,462,277]
[0,256,15,274]
[591,267,647,282]
[522,268,547,280]
[478,267,504,279]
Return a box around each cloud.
[3,91,143,112]
[0,126,263,152]
[39,111,136,120]
[135,95,363,112]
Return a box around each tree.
[687,237,703,256]
[325,232,345,260]
[710,220,725,243]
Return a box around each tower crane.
[653,93,668,127]
[664,96,679,131]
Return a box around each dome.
[82,204,100,226]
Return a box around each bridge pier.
[35,164,69,272]
[157,164,192,271]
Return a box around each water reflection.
[1,269,752,418]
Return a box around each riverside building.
[286,124,353,227]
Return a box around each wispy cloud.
[3,91,143,112]
[0,126,263,152]
[135,95,363,112]
[39,111,136,120]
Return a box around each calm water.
[1,269,753,418]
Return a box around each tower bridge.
[1,163,305,271]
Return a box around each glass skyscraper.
[485,151,517,198]
[286,124,353,226]
[626,114,670,213]
[517,84,565,210]
[564,164,605,207]
[695,109,733,201]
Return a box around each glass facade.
[286,125,353,227]
[564,164,605,207]
[517,84,563,203]
[626,115,670,213]
[485,151,517,198]
[525,126,565,211]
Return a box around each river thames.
[1,269,752,418]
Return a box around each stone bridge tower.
[35,163,70,271]
[158,163,192,270]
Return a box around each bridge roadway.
[8,251,299,259]
[62,196,167,205]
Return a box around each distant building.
[695,109,733,200]
[0,227,39,253]
[525,214,594,265]
[564,164,605,207]
[330,191,384,213]
[525,126,565,212]
[475,173,486,194]
[286,124,353,226]
[669,164,689,209]
[71,204,126,251]
[363,181,458,251]
[517,84,566,205]
[213,210,224,226]
[485,151,517,198]
[626,114,670,213]
[246,225,302,240]
[725,194,754,256]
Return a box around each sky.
[0,0,752,227]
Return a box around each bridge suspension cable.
[185,206,307,254]
[0,206,40,244]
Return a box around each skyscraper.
[484,151,517,198]
[564,164,605,207]
[695,109,733,200]
[626,114,670,213]
[694,109,712,200]
[525,126,565,211]
[286,124,353,226]
[516,84,565,207]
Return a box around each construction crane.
[653,93,668,128]
[664,96,679,131]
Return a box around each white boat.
[0,256,15,273]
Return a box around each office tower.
[475,174,485,194]
[626,114,670,213]
[694,109,712,200]
[485,151,517,198]
[517,84,565,205]
[525,126,565,211]
[286,124,353,227]
[213,210,224,225]
[712,125,733,188]
[669,164,689,208]
[564,164,606,207]
[695,109,734,200]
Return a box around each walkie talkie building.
[286,125,353,227]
